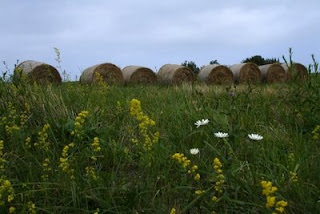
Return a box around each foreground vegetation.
[0,65,320,213]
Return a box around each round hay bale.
[158,64,194,85]
[80,63,124,85]
[122,66,157,84]
[15,60,61,84]
[198,64,234,84]
[281,63,308,80]
[229,63,261,84]
[259,63,287,83]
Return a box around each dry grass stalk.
[15,60,62,84]
[199,64,234,84]
[259,63,287,83]
[122,66,157,84]
[158,64,194,85]
[80,63,124,85]
[229,63,261,84]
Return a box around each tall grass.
[0,59,319,213]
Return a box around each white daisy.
[190,148,199,155]
[248,134,263,141]
[194,119,209,128]
[214,132,229,138]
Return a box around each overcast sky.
[1,0,319,80]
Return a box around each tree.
[242,55,279,66]
[181,60,200,74]
[209,59,219,65]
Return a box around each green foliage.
[209,59,219,65]
[181,60,200,74]
[0,58,319,212]
[242,55,279,65]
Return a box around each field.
[0,69,320,213]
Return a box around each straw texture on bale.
[281,63,308,80]
[229,63,261,84]
[259,63,287,83]
[158,64,194,84]
[15,60,61,84]
[80,63,124,84]
[122,66,157,84]
[198,64,234,84]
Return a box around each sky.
[1,0,319,80]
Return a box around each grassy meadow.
[0,66,320,213]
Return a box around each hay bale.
[15,60,61,84]
[158,64,194,84]
[259,63,287,83]
[281,63,308,80]
[229,63,261,84]
[122,66,157,84]
[198,64,234,84]
[80,63,124,84]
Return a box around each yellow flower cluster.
[172,153,201,184]
[312,125,320,140]
[93,208,100,214]
[171,153,191,168]
[289,171,298,183]
[0,178,15,206]
[0,140,6,171]
[71,111,89,138]
[3,103,20,135]
[130,99,159,151]
[5,124,20,135]
[9,206,16,213]
[92,137,101,153]
[85,166,98,181]
[59,143,75,180]
[41,158,52,181]
[213,158,225,195]
[35,124,50,151]
[20,102,30,127]
[25,137,32,149]
[116,101,122,114]
[195,189,205,195]
[169,208,176,214]
[261,181,288,213]
[27,201,36,214]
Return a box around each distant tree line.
[241,55,280,66]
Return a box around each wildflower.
[59,142,75,180]
[289,171,298,182]
[194,173,200,181]
[275,200,288,213]
[130,99,159,151]
[41,158,52,181]
[190,148,199,155]
[27,201,36,214]
[194,119,209,128]
[9,206,16,213]
[312,125,320,140]
[169,208,176,214]
[35,124,50,151]
[248,133,263,141]
[92,137,101,152]
[195,190,205,195]
[72,111,89,137]
[261,180,288,213]
[266,196,276,208]
[212,196,218,202]
[213,158,225,195]
[214,132,229,138]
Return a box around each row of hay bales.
[14,60,308,85]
